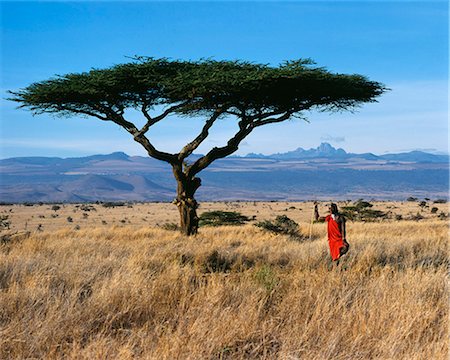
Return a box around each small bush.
[201,250,233,273]
[431,207,438,214]
[160,222,179,231]
[67,216,73,223]
[409,212,424,221]
[341,200,386,221]
[407,197,418,202]
[418,201,427,208]
[199,211,250,227]
[51,205,61,212]
[80,204,96,212]
[0,215,10,230]
[102,202,125,208]
[255,215,303,240]
[433,199,447,204]
[438,212,448,220]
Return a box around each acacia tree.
[9,58,386,235]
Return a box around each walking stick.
[309,202,315,241]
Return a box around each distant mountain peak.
[85,152,130,162]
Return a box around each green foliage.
[9,57,387,119]
[198,211,250,227]
[431,207,438,214]
[254,265,279,292]
[341,200,386,221]
[51,205,61,212]
[255,215,303,240]
[406,197,418,202]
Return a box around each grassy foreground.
[0,221,447,359]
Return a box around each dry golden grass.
[2,200,447,233]
[0,212,448,359]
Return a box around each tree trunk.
[175,176,201,236]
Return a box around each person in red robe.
[315,203,349,262]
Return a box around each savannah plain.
[0,200,448,359]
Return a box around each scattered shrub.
[418,201,427,209]
[67,216,73,223]
[255,215,303,240]
[409,212,424,221]
[201,250,233,273]
[160,222,179,231]
[406,197,418,202]
[438,212,448,220]
[0,215,10,230]
[431,207,438,214]
[395,214,403,221]
[102,202,125,208]
[341,200,386,221]
[80,204,96,212]
[51,205,61,212]
[433,199,447,204]
[199,211,250,227]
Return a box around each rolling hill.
[1,144,448,202]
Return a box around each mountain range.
[244,142,449,162]
[1,143,448,202]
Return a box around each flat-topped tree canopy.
[9,57,386,118]
[8,57,387,235]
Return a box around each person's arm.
[339,216,348,244]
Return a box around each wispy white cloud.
[320,134,345,143]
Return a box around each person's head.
[328,203,338,214]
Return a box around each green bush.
[198,211,250,227]
[255,215,303,240]
[341,200,386,221]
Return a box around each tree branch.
[88,104,178,164]
[178,109,224,162]
[136,102,189,137]
[186,110,294,176]
[133,133,177,164]
[187,118,253,177]
[253,111,293,127]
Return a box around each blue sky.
[1,1,448,158]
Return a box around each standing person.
[315,202,349,263]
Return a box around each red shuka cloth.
[325,214,345,261]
